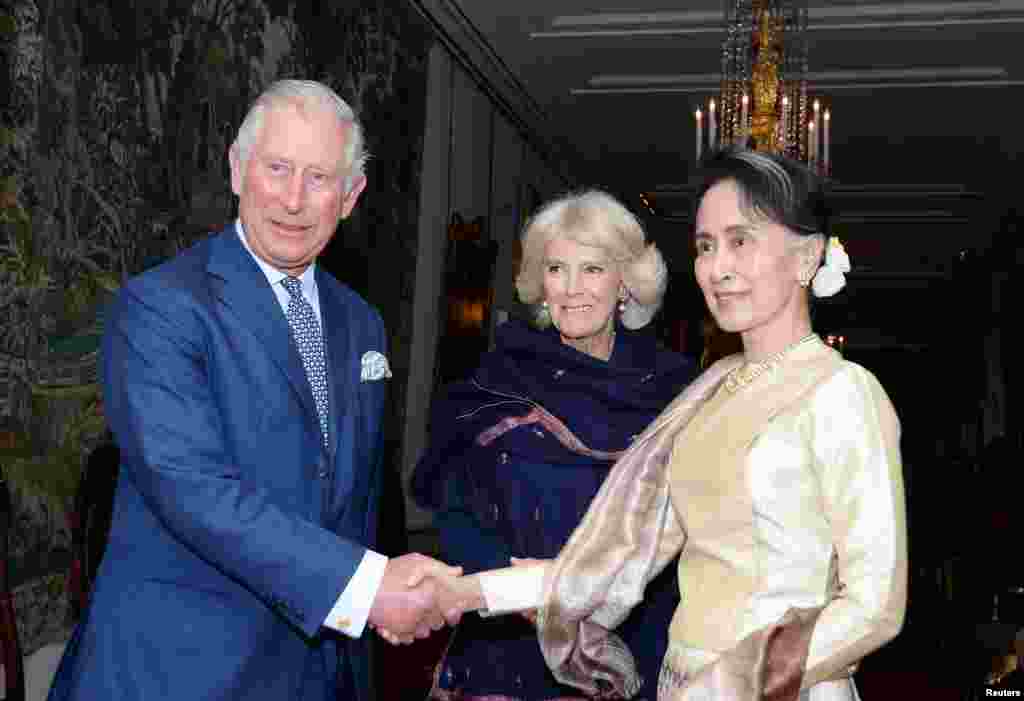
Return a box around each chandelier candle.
[692,0,832,177]
[695,108,703,159]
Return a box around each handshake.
[365,553,483,645]
[366,553,545,645]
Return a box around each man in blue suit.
[49,80,461,700]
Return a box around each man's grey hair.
[231,80,369,193]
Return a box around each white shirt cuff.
[477,564,546,617]
[323,549,388,637]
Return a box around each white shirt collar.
[234,219,318,295]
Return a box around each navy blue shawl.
[412,318,695,511]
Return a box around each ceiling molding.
[797,79,1024,90]
[550,10,721,27]
[549,1,1024,26]
[590,67,1007,88]
[533,27,721,38]
[573,67,1023,95]
[573,81,1024,95]
[535,0,1024,38]
[533,16,1024,38]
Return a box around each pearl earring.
[541,300,549,309]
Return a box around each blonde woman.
[411,190,695,700]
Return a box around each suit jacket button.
[318,468,329,479]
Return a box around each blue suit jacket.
[49,227,388,700]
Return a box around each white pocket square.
[361,351,392,382]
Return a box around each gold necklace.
[724,333,819,393]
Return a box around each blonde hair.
[515,189,667,329]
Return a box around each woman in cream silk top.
[406,148,907,701]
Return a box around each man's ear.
[229,145,244,197]
[340,174,367,219]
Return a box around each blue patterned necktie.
[281,276,329,448]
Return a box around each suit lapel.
[317,272,358,504]
[318,271,353,429]
[206,230,321,432]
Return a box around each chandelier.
[694,0,831,176]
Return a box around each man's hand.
[367,553,461,644]
[373,570,485,646]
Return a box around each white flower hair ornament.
[811,237,851,298]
